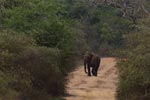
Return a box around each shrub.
[117,32,150,100]
[19,47,64,95]
[0,30,66,99]
[1,0,79,72]
[0,31,33,99]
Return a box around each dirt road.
[64,57,118,100]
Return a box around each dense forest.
[0,0,149,100]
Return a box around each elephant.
[84,52,101,76]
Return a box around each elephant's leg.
[87,64,91,76]
[92,67,96,76]
[94,67,98,76]
[92,68,94,75]
[94,59,100,76]
[92,69,97,76]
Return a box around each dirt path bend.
[64,57,118,100]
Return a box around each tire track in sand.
[64,57,118,100]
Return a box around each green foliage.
[67,0,88,19]
[1,0,148,100]
[1,0,78,67]
[145,0,150,12]
[116,20,150,100]
[1,0,132,55]
[0,31,32,99]
[2,0,64,31]
[66,1,132,53]
[20,47,64,95]
[92,7,131,46]
[0,0,80,99]
[0,31,66,99]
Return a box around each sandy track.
[64,57,118,100]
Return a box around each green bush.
[117,31,150,100]
[0,31,67,99]
[19,47,64,95]
[67,1,132,53]
[1,0,79,70]
[0,31,33,99]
